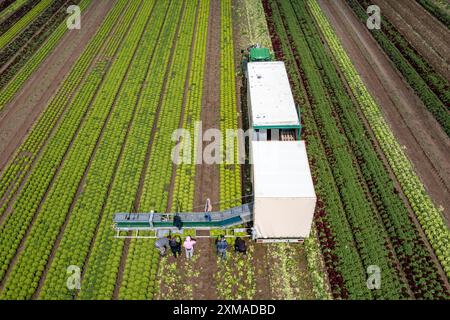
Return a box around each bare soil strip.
[194,0,220,211]
[319,0,450,222]
[0,0,136,291]
[111,1,189,299]
[167,0,202,214]
[0,0,123,228]
[373,0,450,80]
[0,0,114,171]
[0,0,71,75]
[34,1,160,299]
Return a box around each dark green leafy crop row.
[416,0,450,28]
[264,0,449,299]
[347,0,450,137]
[0,0,82,90]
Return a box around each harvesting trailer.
[113,46,316,242]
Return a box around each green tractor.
[241,44,273,78]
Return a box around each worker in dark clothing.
[216,235,228,260]
[169,235,182,258]
[173,214,183,230]
[234,237,247,255]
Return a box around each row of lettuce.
[0,0,85,92]
[0,0,245,300]
[346,0,450,137]
[0,0,116,220]
[263,0,449,299]
[0,0,28,23]
[307,0,450,283]
[0,0,153,299]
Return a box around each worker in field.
[169,235,182,258]
[234,237,247,255]
[204,198,212,222]
[155,236,170,256]
[173,214,183,230]
[183,236,197,260]
[216,235,228,260]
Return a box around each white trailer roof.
[247,61,300,128]
[252,141,316,198]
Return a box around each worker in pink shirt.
[183,236,197,260]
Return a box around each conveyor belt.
[113,203,253,231]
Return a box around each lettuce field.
[0,0,448,300]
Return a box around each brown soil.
[318,0,450,224]
[156,235,218,300]
[253,244,272,299]
[314,20,450,289]
[373,0,450,80]
[0,0,114,171]
[193,0,221,210]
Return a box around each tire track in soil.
[111,0,188,300]
[319,0,450,222]
[265,0,367,298]
[0,0,138,291]
[0,0,119,227]
[33,0,159,299]
[190,0,221,300]
[0,0,114,171]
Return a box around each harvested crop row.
[118,0,200,300]
[171,0,210,213]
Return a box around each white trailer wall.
[251,141,316,239]
[254,197,316,238]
